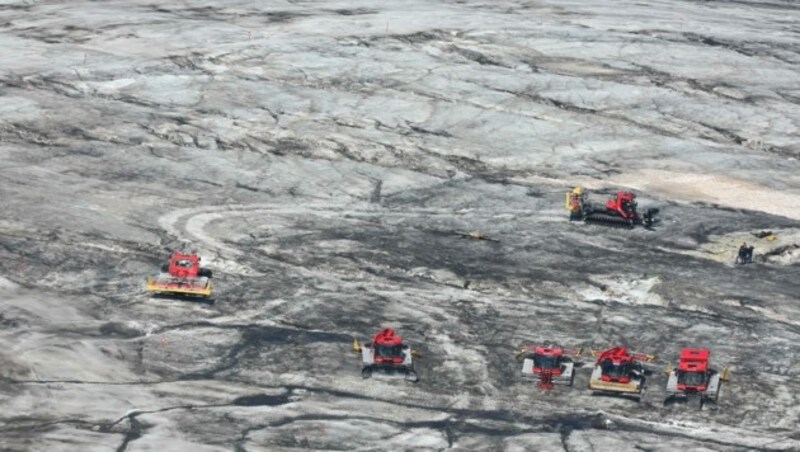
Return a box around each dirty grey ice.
[1,0,799,450]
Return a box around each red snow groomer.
[567,187,658,228]
[664,348,729,409]
[353,328,418,382]
[588,346,655,400]
[145,251,212,298]
[516,344,581,389]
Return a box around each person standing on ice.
[737,242,753,264]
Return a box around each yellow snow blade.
[720,366,731,382]
[352,337,361,353]
[630,352,657,362]
[145,277,212,297]
[411,349,422,359]
[566,186,583,210]
[588,379,640,393]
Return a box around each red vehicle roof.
[166,251,202,278]
[678,347,709,372]
[616,191,636,201]
[534,346,563,356]
[171,251,201,262]
[596,346,632,364]
[373,328,403,346]
[679,347,709,361]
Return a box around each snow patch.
[576,275,666,307]
[0,276,20,290]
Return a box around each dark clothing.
[737,245,754,264]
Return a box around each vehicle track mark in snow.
[158,201,560,264]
